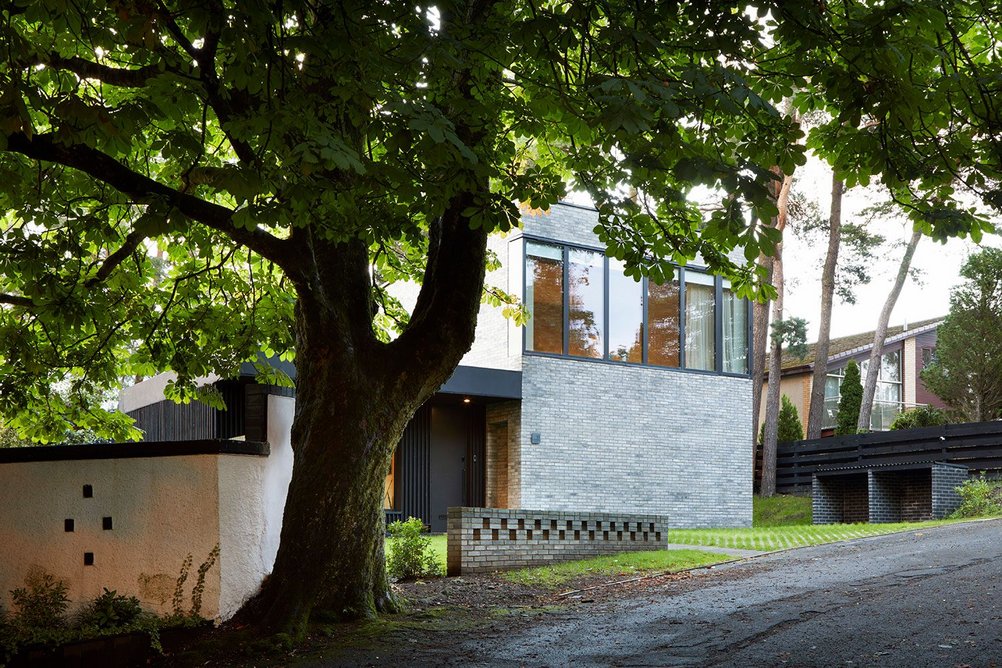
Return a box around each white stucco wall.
[216,395,294,618]
[0,455,223,618]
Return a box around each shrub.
[889,405,949,431]
[759,395,805,445]
[386,517,443,580]
[76,589,144,630]
[835,360,862,436]
[10,566,70,630]
[951,477,1002,518]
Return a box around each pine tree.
[836,360,863,435]
[759,395,804,445]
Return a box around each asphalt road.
[409,519,1002,667]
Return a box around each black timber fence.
[772,421,1002,495]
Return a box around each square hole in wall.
[526,529,533,540]
[542,530,549,540]
[473,529,481,541]
[102,517,113,531]
[588,530,594,541]
[84,552,94,566]
[558,530,565,540]
[574,530,581,541]
[82,485,93,498]
[501,519,507,530]
[491,529,498,541]
[534,519,541,530]
[64,519,74,532]
[482,518,490,529]
[509,529,517,540]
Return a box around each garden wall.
[447,507,671,575]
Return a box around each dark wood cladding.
[466,405,486,509]
[128,399,216,441]
[0,439,269,463]
[775,420,1002,493]
[395,404,431,527]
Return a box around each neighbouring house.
[0,202,755,618]
[761,318,946,436]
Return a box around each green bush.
[835,360,862,436]
[10,566,70,630]
[759,395,805,445]
[951,477,1002,518]
[76,589,144,630]
[386,517,443,580]
[889,405,949,430]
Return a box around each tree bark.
[236,209,488,636]
[760,172,793,497]
[806,174,843,439]
[751,251,775,462]
[857,228,922,432]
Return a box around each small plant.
[889,405,949,430]
[951,477,1002,518]
[759,395,804,445]
[76,589,144,630]
[386,517,443,580]
[10,566,70,630]
[189,545,219,617]
[169,545,220,621]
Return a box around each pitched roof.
[779,316,945,372]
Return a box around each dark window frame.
[521,234,752,377]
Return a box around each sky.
[782,158,999,342]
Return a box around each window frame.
[520,234,752,377]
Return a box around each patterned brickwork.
[447,506,671,575]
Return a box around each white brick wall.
[517,355,753,528]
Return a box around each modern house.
[761,318,945,435]
[125,203,756,531]
[0,202,756,619]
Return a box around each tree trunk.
[760,172,793,497]
[751,252,775,461]
[806,174,843,439]
[857,228,922,431]
[235,209,488,636]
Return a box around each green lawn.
[753,494,812,527]
[502,549,728,588]
[667,520,952,552]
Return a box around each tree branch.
[4,132,295,270]
[0,294,34,308]
[41,54,183,87]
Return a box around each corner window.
[684,271,715,371]
[522,239,749,375]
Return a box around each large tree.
[0,1,799,635]
[922,248,1002,422]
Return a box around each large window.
[523,239,750,375]
[568,249,605,358]
[684,271,715,371]
[722,284,748,373]
[824,351,903,430]
[525,241,564,354]
[608,259,644,363]
[647,277,680,367]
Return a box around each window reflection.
[608,259,643,363]
[685,272,715,371]
[525,242,564,354]
[568,249,605,358]
[648,278,680,367]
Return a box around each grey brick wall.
[517,355,752,528]
[447,506,671,575]
[931,464,967,518]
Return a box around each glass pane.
[722,288,747,373]
[824,375,841,399]
[568,249,604,358]
[880,350,901,382]
[647,279,680,367]
[608,259,643,363]
[525,242,564,354]
[876,381,900,403]
[685,277,715,370]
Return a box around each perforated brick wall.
[447,507,671,575]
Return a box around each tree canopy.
[922,248,1002,423]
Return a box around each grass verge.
[667,520,953,552]
[502,549,729,588]
[753,494,812,527]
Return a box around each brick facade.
[447,506,671,574]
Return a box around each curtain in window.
[685,274,715,370]
[722,287,747,373]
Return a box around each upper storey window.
[523,238,750,375]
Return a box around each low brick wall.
[447,507,670,575]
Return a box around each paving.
[358,519,1002,667]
